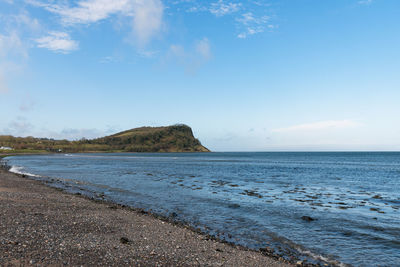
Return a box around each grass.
[0,125,210,153]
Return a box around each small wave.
[9,165,41,178]
[295,247,348,267]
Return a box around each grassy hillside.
[0,125,210,153]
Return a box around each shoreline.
[0,166,295,266]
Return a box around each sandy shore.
[0,168,293,266]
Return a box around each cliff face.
[0,125,210,153]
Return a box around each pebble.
[0,169,292,267]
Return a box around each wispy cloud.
[11,11,41,32]
[272,120,362,133]
[19,93,36,112]
[0,10,41,58]
[210,0,241,17]
[0,31,26,58]
[1,116,34,137]
[0,116,112,140]
[358,0,373,5]
[236,12,273,39]
[195,37,211,61]
[137,49,159,58]
[35,31,79,53]
[165,37,212,74]
[54,128,107,140]
[0,31,27,93]
[175,0,274,39]
[0,73,8,94]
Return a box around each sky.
[0,0,399,151]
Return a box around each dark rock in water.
[343,231,352,237]
[301,216,316,222]
[228,203,241,209]
[241,190,263,198]
[259,246,274,254]
[120,237,130,244]
[372,195,383,199]
[170,212,178,218]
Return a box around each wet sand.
[0,169,292,266]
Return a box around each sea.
[3,152,400,266]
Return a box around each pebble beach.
[0,168,292,266]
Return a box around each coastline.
[0,167,293,266]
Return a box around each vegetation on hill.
[0,125,210,153]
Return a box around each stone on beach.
[0,169,291,266]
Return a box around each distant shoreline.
[0,125,210,153]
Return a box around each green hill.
[0,125,210,153]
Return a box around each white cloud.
[35,31,79,53]
[272,120,362,133]
[131,0,163,46]
[28,0,164,47]
[210,0,241,17]
[44,0,132,24]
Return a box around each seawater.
[4,152,400,266]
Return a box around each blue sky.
[0,0,399,151]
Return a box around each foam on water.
[9,165,41,177]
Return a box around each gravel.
[0,169,292,266]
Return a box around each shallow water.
[5,152,400,266]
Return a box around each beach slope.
[0,169,291,266]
